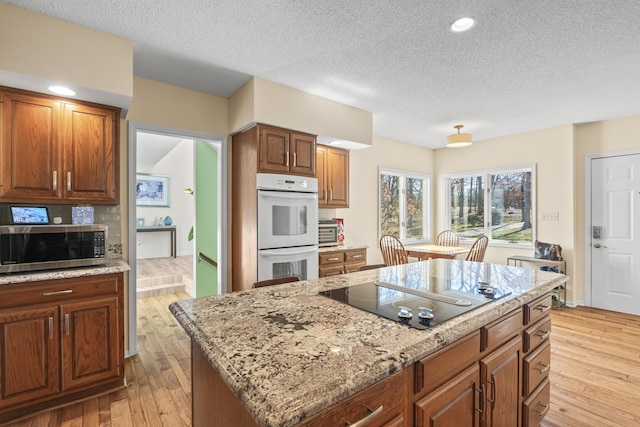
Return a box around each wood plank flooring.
[3,299,640,426]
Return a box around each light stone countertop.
[169,259,568,427]
[318,244,368,253]
[0,260,130,285]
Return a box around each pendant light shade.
[446,124,472,148]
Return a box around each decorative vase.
[164,216,173,226]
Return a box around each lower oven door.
[257,245,319,282]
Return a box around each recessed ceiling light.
[450,16,476,33]
[48,85,76,96]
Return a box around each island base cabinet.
[522,379,550,427]
[415,364,480,427]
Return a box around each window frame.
[443,164,536,248]
[378,167,432,244]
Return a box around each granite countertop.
[318,244,368,253]
[0,260,130,285]
[169,259,568,427]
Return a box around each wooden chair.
[252,276,300,289]
[358,263,387,271]
[434,230,460,247]
[465,236,489,262]
[379,235,409,266]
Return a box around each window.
[445,165,535,246]
[379,168,431,243]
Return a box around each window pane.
[489,172,532,242]
[380,174,400,236]
[450,176,485,239]
[406,177,424,239]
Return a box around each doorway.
[587,151,640,316]
[127,121,227,357]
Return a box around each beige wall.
[0,3,133,109]
[228,77,373,145]
[336,136,435,264]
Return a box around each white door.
[591,154,640,315]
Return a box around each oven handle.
[260,246,318,257]
[258,191,318,201]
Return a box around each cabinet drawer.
[523,317,551,353]
[319,252,345,265]
[414,330,481,395]
[0,274,120,309]
[300,372,405,427]
[345,249,366,263]
[524,293,553,325]
[523,341,550,396]
[319,265,344,277]
[482,309,522,351]
[523,378,550,427]
[344,262,365,274]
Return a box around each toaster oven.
[318,220,339,247]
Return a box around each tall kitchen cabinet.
[0,273,124,422]
[231,124,317,292]
[316,145,349,207]
[0,87,120,205]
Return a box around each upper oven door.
[257,189,318,249]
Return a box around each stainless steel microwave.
[0,224,107,274]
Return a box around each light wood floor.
[4,300,640,426]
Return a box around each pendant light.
[446,124,472,148]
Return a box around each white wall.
[136,139,194,258]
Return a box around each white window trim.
[378,167,432,244]
[442,164,536,248]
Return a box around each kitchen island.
[169,259,568,426]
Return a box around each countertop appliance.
[0,224,107,273]
[257,173,319,282]
[320,275,511,330]
[318,219,339,247]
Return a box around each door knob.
[593,243,608,248]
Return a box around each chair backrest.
[434,230,460,247]
[358,263,387,271]
[465,236,489,262]
[379,235,409,266]
[252,276,300,289]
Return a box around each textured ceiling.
[6,0,640,148]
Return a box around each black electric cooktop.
[319,279,511,330]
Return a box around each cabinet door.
[316,146,327,205]
[480,336,521,427]
[327,147,349,207]
[0,90,62,202]
[415,363,480,427]
[0,306,59,408]
[62,102,119,204]
[289,132,315,176]
[60,296,120,391]
[258,126,290,173]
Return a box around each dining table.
[405,244,469,261]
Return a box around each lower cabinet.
[0,273,124,421]
[318,248,366,277]
[480,336,521,426]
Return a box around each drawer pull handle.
[67,171,72,191]
[344,405,383,427]
[64,313,70,336]
[328,257,341,261]
[351,254,363,259]
[536,330,551,340]
[330,189,333,201]
[293,152,297,168]
[534,304,550,312]
[534,402,550,417]
[53,171,58,191]
[286,152,289,167]
[43,289,73,296]
[475,384,485,414]
[487,375,496,405]
[48,317,54,340]
[534,362,550,373]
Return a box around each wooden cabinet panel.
[524,294,553,325]
[318,248,367,277]
[523,317,551,354]
[258,126,289,173]
[0,87,120,205]
[0,306,59,408]
[522,378,550,427]
[415,364,480,427]
[319,265,344,277]
[316,145,349,207]
[61,297,120,390]
[482,308,522,351]
[523,341,550,396]
[316,146,327,203]
[319,252,345,266]
[0,89,62,201]
[481,336,521,427]
[289,132,315,176]
[62,102,118,204]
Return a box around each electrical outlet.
[541,212,559,221]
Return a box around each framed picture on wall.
[136,174,170,207]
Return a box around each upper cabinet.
[316,145,349,208]
[258,125,316,177]
[0,87,120,205]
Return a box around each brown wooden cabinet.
[0,87,120,205]
[0,273,124,422]
[316,145,349,207]
[257,125,315,176]
[318,247,366,277]
[480,336,521,427]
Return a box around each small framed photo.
[136,174,170,207]
[137,218,145,227]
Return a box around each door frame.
[127,121,228,357]
[583,148,640,308]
